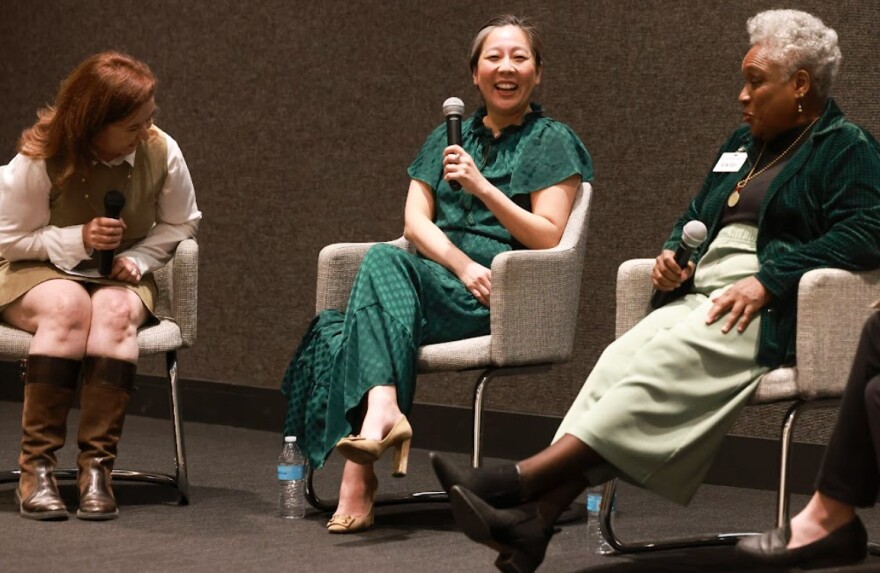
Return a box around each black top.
[720,122,815,226]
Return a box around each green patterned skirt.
[281,243,493,469]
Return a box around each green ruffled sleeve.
[406,122,447,189]
[508,121,593,196]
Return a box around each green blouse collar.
[469,103,545,141]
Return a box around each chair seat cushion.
[137,320,184,354]
[749,367,799,404]
[0,320,182,360]
[0,324,32,358]
[417,335,491,372]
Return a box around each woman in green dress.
[281,14,593,533]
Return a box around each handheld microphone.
[98,190,126,277]
[443,97,465,191]
[650,220,708,309]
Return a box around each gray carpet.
[0,400,878,572]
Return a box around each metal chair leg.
[472,364,552,468]
[599,478,749,553]
[0,352,190,505]
[598,398,853,554]
[167,350,190,504]
[471,367,495,468]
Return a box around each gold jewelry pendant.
[727,190,740,208]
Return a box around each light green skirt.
[554,223,769,505]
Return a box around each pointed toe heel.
[449,485,554,573]
[327,511,375,534]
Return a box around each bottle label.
[278,465,305,481]
[586,493,601,513]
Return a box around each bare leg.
[2,280,91,358]
[334,460,378,517]
[334,385,403,515]
[357,385,404,441]
[517,434,604,499]
[787,492,857,549]
[85,287,148,360]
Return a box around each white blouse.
[0,130,201,274]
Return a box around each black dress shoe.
[736,516,868,570]
[449,485,556,573]
[431,452,524,507]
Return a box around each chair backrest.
[488,182,593,365]
[560,182,593,254]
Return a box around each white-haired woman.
[432,9,880,573]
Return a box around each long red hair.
[18,51,157,189]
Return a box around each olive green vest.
[46,126,169,269]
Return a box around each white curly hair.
[747,9,841,99]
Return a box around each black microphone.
[650,220,708,309]
[98,190,126,277]
[443,96,465,191]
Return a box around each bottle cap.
[284,436,297,443]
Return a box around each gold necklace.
[727,115,820,208]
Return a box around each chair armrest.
[170,239,199,348]
[615,259,655,339]
[489,243,583,365]
[795,268,880,399]
[315,237,412,313]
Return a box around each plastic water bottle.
[586,485,615,555]
[278,436,307,519]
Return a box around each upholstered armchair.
[306,183,593,510]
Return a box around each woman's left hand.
[443,145,488,196]
[109,257,142,284]
[705,276,771,334]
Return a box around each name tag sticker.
[713,152,748,172]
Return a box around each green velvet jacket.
[664,99,880,367]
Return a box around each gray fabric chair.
[600,258,880,553]
[0,238,199,505]
[305,182,593,511]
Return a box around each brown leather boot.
[17,355,81,520]
[76,356,136,521]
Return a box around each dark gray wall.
[2,1,878,433]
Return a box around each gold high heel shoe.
[327,480,377,534]
[335,416,413,476]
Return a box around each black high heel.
[449,485,556,573]
[736,516,868,569]
[430,452,524,507]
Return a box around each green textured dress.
[281,105,594,469]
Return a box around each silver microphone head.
[681,220,708,249]
[443,97,465,117]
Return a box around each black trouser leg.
[815,311,880,507]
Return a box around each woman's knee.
[89,288,144,336]
[6,280,91,334]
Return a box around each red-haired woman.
[0,51,201,521]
